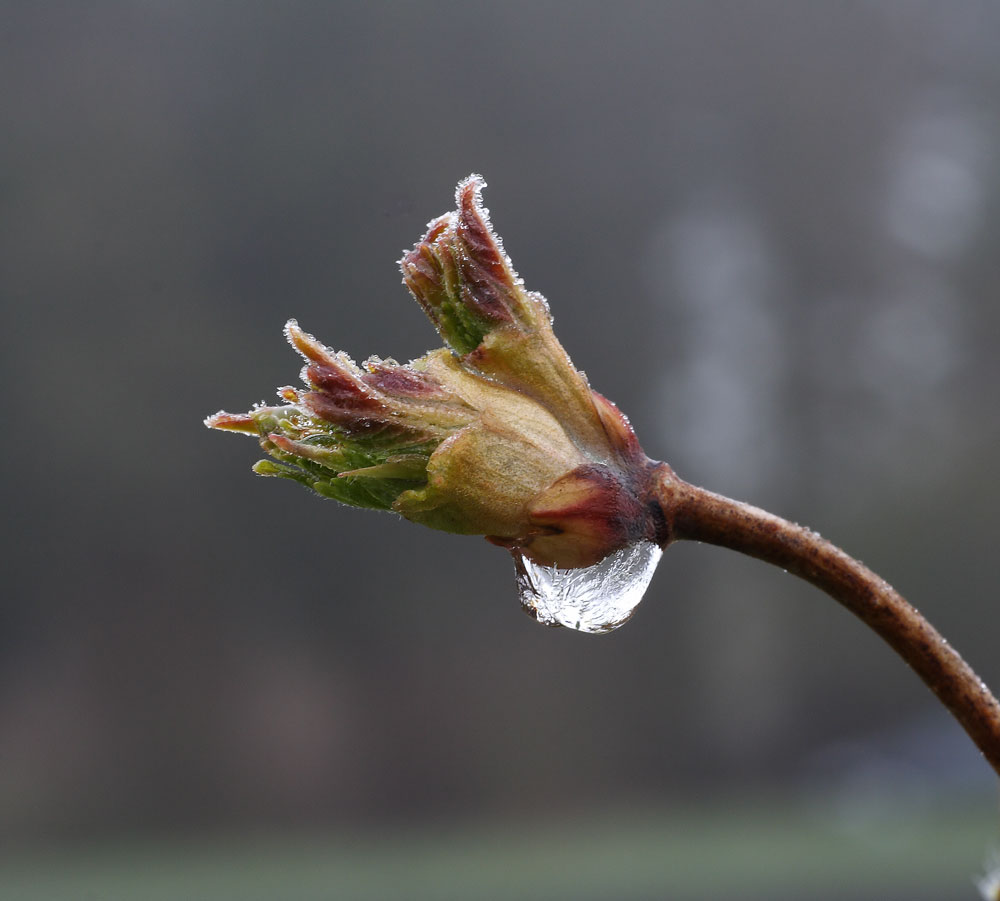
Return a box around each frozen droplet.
[976,849,1000,900]
[514,541,662,634]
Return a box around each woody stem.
[653,466,1000,778]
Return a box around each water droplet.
[514,542,662,634]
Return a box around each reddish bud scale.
[453,179,518,325]
[363,365,446,399]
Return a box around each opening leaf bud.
[207,176,666,570]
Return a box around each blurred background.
[3,2,999,898]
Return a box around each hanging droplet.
[514,541,663,634]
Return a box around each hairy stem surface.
[653,466,1000,778]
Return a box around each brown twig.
[653,465,1000,778]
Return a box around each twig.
[653,465,1000,778]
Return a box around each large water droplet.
[514,541,663,634]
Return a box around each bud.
[206,175,665,569]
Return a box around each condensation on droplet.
[514,541,663,634]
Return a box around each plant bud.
[207,176,665,569]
